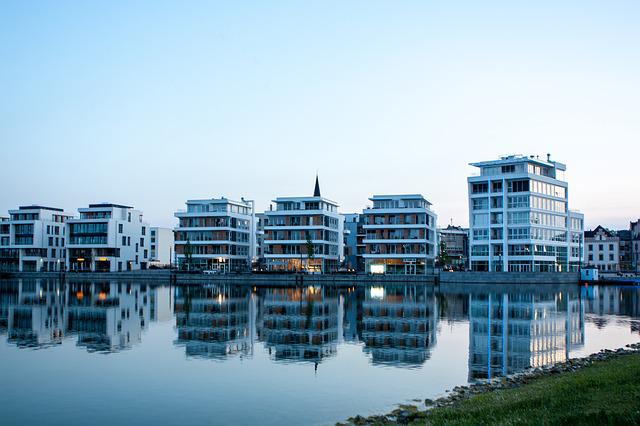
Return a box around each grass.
[411,353,640,425]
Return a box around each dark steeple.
[313,174,321,197]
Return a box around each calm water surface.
[1,279,639,425]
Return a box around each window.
[472,214,489,226]
[491,197,503,208]
[508,195,529,209]
[471,245,489,256]
[142,227,146,236]
[609,244,613,251]
[122,236,126,246]
[119,224,123,233]
[508,180,530,193]
[140,238,144,247]
[472,198,488,210]
[472,182,488,194]
[492,181,503,192]
[599,244,603,251]
[473,229,489,240]
[501,165,515,173]
[128,212,131,222]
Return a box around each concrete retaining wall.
[6,271,579,286]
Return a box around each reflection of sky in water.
[0,280,639,426]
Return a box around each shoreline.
[2,270,581,285]
[340,342,640,425]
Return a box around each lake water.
[1,279,639,425]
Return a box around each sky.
[1,1,639,229]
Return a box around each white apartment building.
[263,177,343,273]
[174,197,254,272]
[468,155,584,272]
[149,227,174,267]
[362,195,437,275]
[66,203,149,272]
[0,206,73,272]
[585,226,620,272]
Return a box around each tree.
[437,240,451,268]
[305,230,315,271]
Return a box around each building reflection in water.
[361,285,438,367]
[258,286,340,363]
[582,286,640,332]
[468,291,584,380]
[9,279,640,375]
[0,279,154,352]
[2,279,67,348]
[174,285,255,360]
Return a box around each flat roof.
[470,155,567,171]
[17,205,64,212]
[185,198,250,206]
[369,194,432,205]
[272,196,338,205]
[87,203,133,209]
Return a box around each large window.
[472,182,488,194]
[507,179,530,193]
[472,198,488,210]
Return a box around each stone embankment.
[341,342,640,425]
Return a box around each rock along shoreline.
[340,342,640,425]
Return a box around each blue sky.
[1,1,638,228]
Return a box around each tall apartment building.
[0,206,73,272]
[174,197,254,272]
[437,225,469,270]
[361,195,437,275]
[468,155,584,272]
[149,227,174,267]
[585,226,620,272]
[263,178,343,273]
[66,203,149,272]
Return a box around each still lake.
[0,279,639,425]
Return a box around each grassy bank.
[344,351,640,425]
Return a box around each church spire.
[313,174,321,197]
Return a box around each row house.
[585,226,620,272]
[362,195,437,275]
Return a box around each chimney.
[547,153,551,162]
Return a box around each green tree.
[306,230,315,271]
[437,240,451,267]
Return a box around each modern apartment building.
[468,155,584,272]
[585,226,620,272]
[149,227,174,267]
[437,225,469,270]
[66,203,149,272]
[0,206,73,272]
[361,195,437,275]
[174,197,254,272]
[263,178,343,273]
